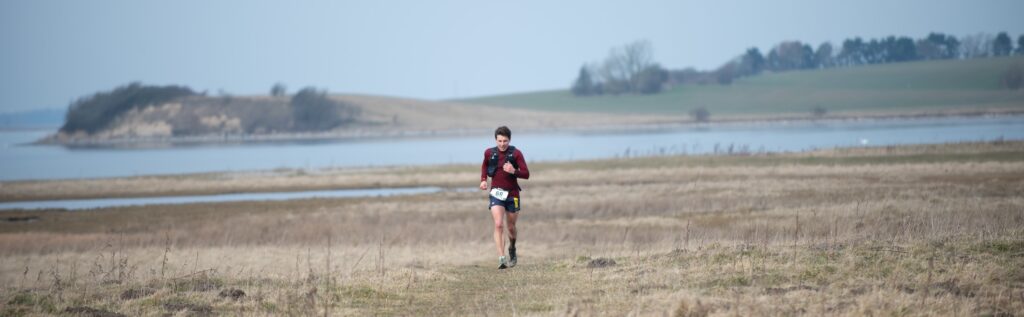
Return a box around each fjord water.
[1,116,1022,182]
[0,187,444,210]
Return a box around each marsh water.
[2,116,1022,182]
[0,186,444,211]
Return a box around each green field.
[457,56,1024,117]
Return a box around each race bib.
[489,188,509,201]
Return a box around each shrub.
[690,107,710,122]
[812,105,828,118]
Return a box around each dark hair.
[494,126,511,139]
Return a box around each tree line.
[573,32,1024,96]
[61,83,197,133]
[60,82,358,135]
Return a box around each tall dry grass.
[1,141,1022,315]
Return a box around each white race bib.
[489,188,509,201]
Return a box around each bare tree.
[598,40,655,93]
[620,40,654,82]
[959,33,994,59]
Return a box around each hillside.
[40,93,677,145]
[40,56,1024,145]
[456,56,1024,118]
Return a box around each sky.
[2,0,1023,112]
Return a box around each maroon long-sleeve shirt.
[481,146,530,198]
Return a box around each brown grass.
[1,141,1022,316]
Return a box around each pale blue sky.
[2,0,1022,112]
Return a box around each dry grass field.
[1,141,1023,316]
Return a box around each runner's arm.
[481,148,491,182]
[513,149,529,179]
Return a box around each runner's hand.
[503,162,515,173]
[480,180,488,190]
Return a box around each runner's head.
[494,126,511,151]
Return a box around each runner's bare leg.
[506,211,518,241]
[491,206,507,256]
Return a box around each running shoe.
[498,256,508,269]
[508,246,517,267]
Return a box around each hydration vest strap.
[487,146,517,177]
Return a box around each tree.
[993,32,1013,56]
[574,40,666,95]
[737,47,765,76]
[886,36,918,62]
[917,33,958,60]
[916,39,942,60]
[766,49,780,70]
[61,82,196,134]
[801,43,816,68]
[814,42,834,68]
[863,39,884,64]
[270,83,287,97]
[959,33,993,58]
[714,62,737,85]
[767,41,812,71]
[634,64,668,94]
[838,37,866,66]
[571,66,596,96]
[599,40,655,94]
[1017,35,1024,55]
[920,32,959,60]
[290,87,357,131]
[619,40,655,89]
[943,34,961,59]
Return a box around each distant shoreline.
[29,108,1024,148]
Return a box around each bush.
[290,87,358,131]
[812,105,828,118]
[690,107,710,122]
[60,82,195,134]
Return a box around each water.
[1,116,1022,181]
[0,186,444,211]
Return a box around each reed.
[1,141,1022,315]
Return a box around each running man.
[480,126,530,269]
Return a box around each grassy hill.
[456,56,1024,118]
